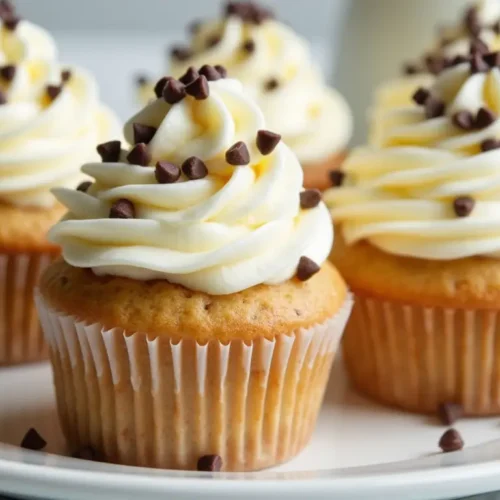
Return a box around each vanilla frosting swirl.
[50,78,333,294]
[163,9,352,164]
[0,18,120,208]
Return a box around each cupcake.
[325,37,500,416]
[137,1,352,190]
[0,2,120,365]
[370,0,500,145]
[36,66,352,471]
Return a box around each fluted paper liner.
[35,293,352,471]
[344,293,500,416]
[0,253,52,365]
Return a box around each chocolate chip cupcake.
[0,2,120,365]
[137,1,352,190]
[37,67,352,471]
[325,36,500,416]
[371,0,500,145]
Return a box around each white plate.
[1,358,500,500]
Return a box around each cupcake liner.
[35,293,353,471]
[343,293,500,416]
[0,252,53,365]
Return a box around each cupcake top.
[0,1,120,208]
[325,38,500,261]
[157,1,352,165]
[50,66,333,295]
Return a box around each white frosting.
[50,78,333,295]
[0,19,120,208]
[167,16,352,164]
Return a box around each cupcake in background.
[370,0,500,145]
[0,1,120,365]
[137,1,352,190]
[37,65,352,471]
[325,36,500,416]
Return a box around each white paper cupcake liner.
[344,293,500,415]
[35,293,353,471]
[0,252,53,365]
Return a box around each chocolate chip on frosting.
[264,78,279,92]
[450,54,470,67]
[132,123,157,145]
[185,75,210,100]
[179,67,199,85]
[171,46,192,61]
[296,256,320,282]
[46,84,63,101]
[154,76,171,98]
[199,64,222,81]
[469,37,489,56]
[412,87,430,106]
[425,55,446,75]
[155,161,181,184]
[481,138,500,152]
[439,428,464,453]
[424,97,445,119]
[403,62,420,75]
[452,111,475,130]
[163,79,186,104]
[475,107,496,128]
[109,199,135,219]
[470,52,489,73]
[61,69,72,83]
[4,16,19,31]
[127,143,151,166]
[197,454,223,472]
[77,181,92,192]
[242,39,256,53]
[483,51,500,68]
[97,140,121,163]
[329,170,345,187]
[182,156,208,179]
[453,196,475,217]
[21,428,46,451]
[300,189,322,210]
[256,130,281,155]
[226,141,250,165]
[214,65,228,78]
[0,64,14,82]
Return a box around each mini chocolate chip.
[403,62,420,75]
[133,123,157,145]
[242,39,255,53]
[154,76,172,98]
[425,97,445,119]
[481,138,500,152]
[163,79,186,104]
[438,402,463,426]
[470,37,489,56]
[61,69,72,83]
[214,65,228,78]
[72,447,101,461]
[264,77,279,91]
[155,161,181,184]
[330,170,345,187]
[412,87,430,106]
[97,140,121,163]
[4,16,19,31]
[0,64,15,81]
[109,199,135,219]
[470,52,489,73]
[199,64,221,81]
[179,66,199,85]
[206,34,221,48]
[185,75,209,100]
[453,196,475,217]
[439,428,464,453]
[197,454,223,472]
[475,107,496,128]
[256,129,281,155]
[182,156,208,180]
[452,111,475,130]
[21,428,47,451]
[296,256,320,282]
[300,189,322,209]
[46,84,63,101]
[171,46,192,61]
[77,181,92,192]
[226,141,250,165]
[483,51,500,68]
[0,90,6,104]
[127,143,151,166]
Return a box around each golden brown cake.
[36,67,352,471]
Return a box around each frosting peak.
[50,69,333,294]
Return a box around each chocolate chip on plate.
[296,256,320,282]
[21,428,47,451]
[256,130,281,155]
[97,140,121,163]
[197,454,223,472]
[439,428,464,453]
[226,141,250,165]
[182,156,208,180]
[109,199,135,219]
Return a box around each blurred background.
[14,0,475,142]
